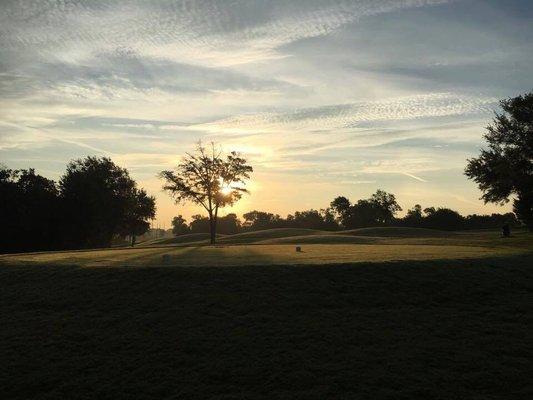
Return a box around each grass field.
[1,228,532,399]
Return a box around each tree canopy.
[243,210,283,230]
[0,158,155,253]
[1,168,61,252]
[118,188,157,246]
[330,190,402,229]
[160,142,253,244]
[465,92,533,230]
[171,215,190,236]
[61,157,156,248]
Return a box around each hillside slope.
[339,227,456,237]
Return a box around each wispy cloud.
[192,92,497,134]
[1,0,453,66]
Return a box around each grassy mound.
[258,234,379,245]
[141,227,456,247]
[340,226,455,237]
[217,228,326,244]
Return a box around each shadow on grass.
[1,253,532,400]
[115,245,203,267]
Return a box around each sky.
[1,0,532,226]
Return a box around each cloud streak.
[192,92,497,134]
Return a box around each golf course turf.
[1,229,532,399]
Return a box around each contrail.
[402,172,428,182]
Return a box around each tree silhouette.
[216,213,242,234]
[1,160,155,252]
[330,196,351,226]
[243,210,283,230]
[60,157,155,248]
[286,209,338,230]
[189,213,242,235]
[330,191,401,228]
[407,204,423,219]
[465,92,533,230]
[0,167,60,252]
[402,204,423,227]
[118,188,156,246]
[189,214,211,234]
[160,142,253,244]
[423,208,464,230]
[171,215,189,236]
[370,189,402,225]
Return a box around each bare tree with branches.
[159,142,253,244]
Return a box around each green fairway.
[0,243,526,268]
[1,228,531,268]
[1,230,532,399]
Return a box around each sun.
[219,178,233,196]
[220,185,232,196]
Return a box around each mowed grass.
[1,230,532,399]
[1,228,531,268]
[0,243,526,268]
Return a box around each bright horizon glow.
[1,0,531,226]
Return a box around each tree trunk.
[213,206,219,245]
[209,212,216,245]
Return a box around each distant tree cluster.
[172,213,249,235]
[330,190,402,228]
[243,209,338,231]
[1,157,155,254]
[171,209,338,235]
[170,189,519,236]
[398,205,518,231]
[190,213,242,235]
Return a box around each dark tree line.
[397,205,518,231]
[172,209,338,235]
[171,189,520,235]
[1,157,155,254]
